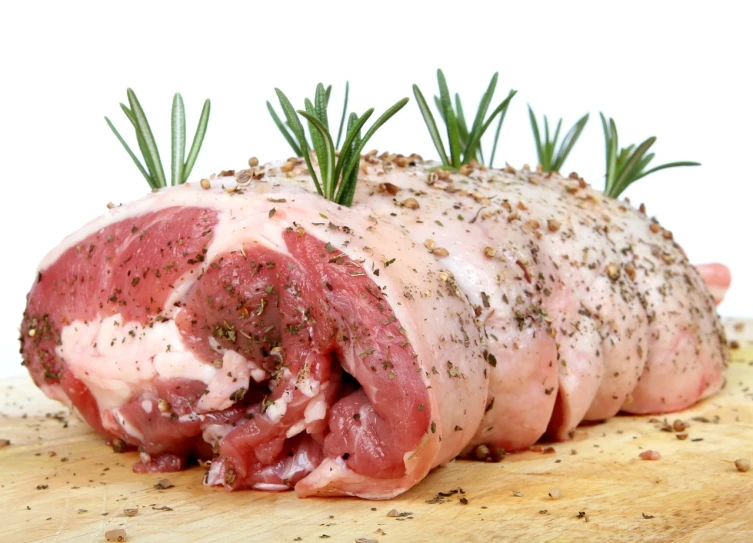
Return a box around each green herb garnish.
[272,84,408,206]
[268,83,351,156]
[413,70,517,169]
[105,89,210,189]
[600,113,699,198]
[528,106,589,173]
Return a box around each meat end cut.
[20,183,486,499]
[19,159,729,499]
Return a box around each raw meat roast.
[19,156,728,498]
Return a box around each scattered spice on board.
[657,419,674,432]
[425,487,465,504]
[512,490,524,497]
[123,508,138,517]
[154,478,174,489]
[446,496,468,505]
[548,488,562,499]
[639,450,661,460]
[387,509,413,518]
[355,538,379,543]
[472,444,506,462]
[111,438,127,453]
[105,529,127,542]
[642,513,655,519]
[735,459,750,472]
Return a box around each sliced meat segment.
[598,203,727,413]
[348,172,559,452]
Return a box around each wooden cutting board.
[1,319,752,543]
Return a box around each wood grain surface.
[1,319,752,543]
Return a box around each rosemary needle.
[272,84,408,206]
[528,106,589,174]
[413,69,517,168]
[600,113,699,198]
[106,89,210,189]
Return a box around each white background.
[1,1,750,379]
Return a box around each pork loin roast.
[19,157,728,498]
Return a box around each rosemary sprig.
[268,83,351,157]
[273,84,408,206]
[600,113,699,198]
[413,70,517,169]
[528,106,589,173]
[105,89,210,189]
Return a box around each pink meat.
[694,263,731,305]
[283,157,727,447]
[20,158,728,498]
[20,182,486,499]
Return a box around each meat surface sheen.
[20,156,728,498]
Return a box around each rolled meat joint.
[19,157,728,498]
[20,182,487,499]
